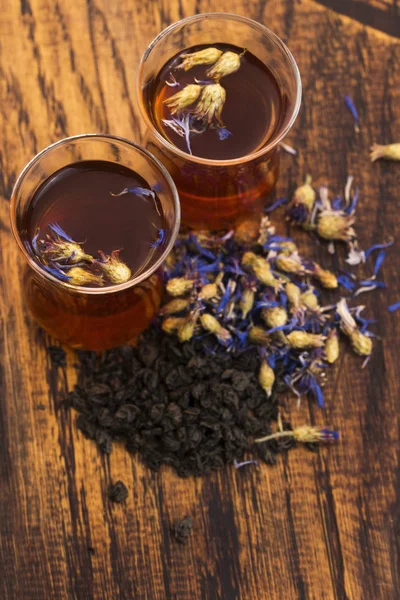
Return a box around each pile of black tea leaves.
[66,326,297,477]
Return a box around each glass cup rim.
[10,133,181,295]
[137,12,302,167]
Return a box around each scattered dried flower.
[255,425,339,445]
[370,143,400,162]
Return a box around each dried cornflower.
[275,251,306,275]
[176,47,223,71]
[193,83,226,125]
[286,282,302,307]
[336,298,372,356]
[39,223,93,265]
[286,331,326,349]
[95,250,131,284]
[164,84,202,114]
[178,311,199,342]
[300,289,319,310]
[199,282,219,300]
[162,317,186,335]
[167,277,195,296]
[286,175,316,226]
[344,95,360,133]
[242,252,282,289]
[234,220,260,245]
[248,326,271,346]
[240,287,255,319]
[200,313,232,346]
[261,306,288,329]
[325,329,339,363]
[68,267,103,287]
[255,425,339,445]
[317,211,355,242]
[259,360,275,397]
[206,50,244,80]
[370,143,400,162]
[159,298,191,316]
[312,264,338,289]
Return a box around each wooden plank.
[0,0,399,598]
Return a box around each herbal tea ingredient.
[172,516,194,544]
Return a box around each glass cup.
[137,12,301,231]
[10,134,180,351]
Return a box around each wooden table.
[1,1,399,598]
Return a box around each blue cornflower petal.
[217,283,232,313]
[373,250,386,276]
[265,197,289,213]
[189,234,217,260]
[312,378,325,408]
[332,196,343,210]
[337,274,357,291]
[32,230,40,254]
[217,127,232,141]
[42,264,71,281]
[280,291,288,308]
[197,259,221,273]
[49,222,74,242]
[364,239,394,259]
[388,301,400,313]
[359,280,386,288]
[150,228,165,248]
[320,428,339,441]
[344,95,359,130]
[346,187,359,214]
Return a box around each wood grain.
[0,1,399,599]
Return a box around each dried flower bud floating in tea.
[164,84,202,114]
[192,83,226,125]
[176,47,223,71]
[206,50,244,80]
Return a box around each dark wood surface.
[0,1,399,598]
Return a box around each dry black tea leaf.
[108,481,128,503]
[172,516,193,544]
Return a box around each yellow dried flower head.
[68,267,103,287]
[159,298,190,316]
[193,83,226,125]
[164,84,202,114]
[200,313,221,334]
[206,50,243,80]
[167,277,195,296]
[325,330,339,364]
[178,313,198,342]
[42,241,93,264]
[276,241,298,255]
[262,306,288,328]
[259,360,275,397]
[370,143,400,162]
[350,330,373,356]
[275,253,305,274]
[176,47,223,71]
[287,331,326,349]
[240,288,255,319]
[162,317,185,335]
[285,282,302,306]
[248,326,271,346]
[255,425,339,445]
[293,175,316,211]
[96,251,131,284]
[313,265,338,289]
[317,212,355,241]
[241,251,258,267]
[300,290,319,310]
[199,282,218,300]
[234,220,260,245]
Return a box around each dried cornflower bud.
[325,329,339,363]
[178,312,198,342]
[261,306,288,328]
[285,282,302,307]
[275,241,298,255]
[68,267,103,287]
[370,143,400,162]
[286,175,316,226]
[275,252,306,275]
[336,298,372,356]
[248,326,271,346]
[39,223,93,265]
[162,317,185,335]
[242,252,282,289]
[167,277,195,296]
[199,282,219,300]
[286,331,326,349]
[164,84,202,114]
[159,298,190,315]
[317,211,355,242]
[200,313,232,346]
[312,264,338,289]
[255,425,339,445]
[193,83,226,125]
[259,360,275,397]
[206,50,243,80]
[234,220,260,245]
[95,250,131,284]
[176,47,223,71]
[240,288,255,319]
[300,289,319,310]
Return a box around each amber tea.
[150,43,285,160]
[23,160,164,287]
